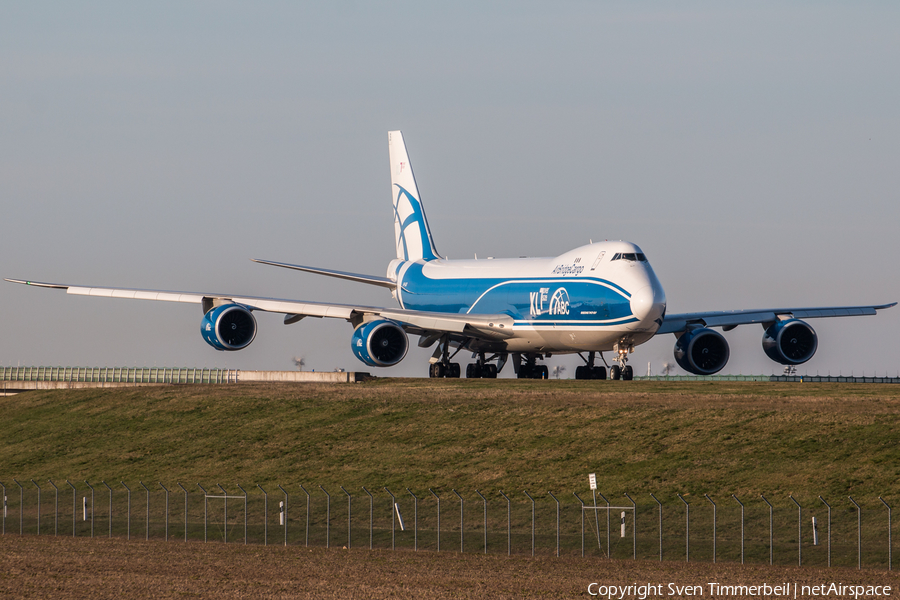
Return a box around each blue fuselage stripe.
[397,262,634,324]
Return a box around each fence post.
[67,480,77,537]
[548,492,560,557]
[320,486,331,549]
[84,481,95,538]
[48,480,59,536]
[341,486,351,550]
[452,489,464,553]
[677,494,689,562]
[277,485,289,547]
[573,492,585,558]
[597,491,610,558]
[761,495,774,565]
[473,490,487,555]
[407,488,418,551]
[879,497,891,571]
[216,484,228,543]
[177,483,189,542]
[299,484,311,547]
[140,482,152,541]
[29,480,41,535]
[650,493,662,561]
[501,491,513,556]
[624,493,636,560]
[789,495,802,566]
[363,487,374,550]
[14,480,23,535]
[705,494,716,563]
[523,491,535,557]
[196,483,207,542]
[122,482,132,540]
[159,483,170,542]
[386,487,403,550]
[849,496,862,570]
[256,485,268,546]
[818,496,831,568]
[732,494,744,564]
[236,484,247,545]
[429,489,441,552]
[1,481,6,535]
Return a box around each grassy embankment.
[1,379,898,567]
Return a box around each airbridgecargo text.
[586,582,892,598]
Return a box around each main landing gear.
[465,352,498,379]
[428,336,462,378]
[574,352,607,380]
[514,353,549,379]
[428,338,502,379]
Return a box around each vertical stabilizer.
[389,131,441,261]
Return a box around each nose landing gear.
[610,340,634,381]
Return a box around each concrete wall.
[237,371,371,383]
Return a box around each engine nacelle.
[762,319,818,365]
[674,327,730,375]
[201,304,257,351]
[351,319,408,367]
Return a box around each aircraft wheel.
[466,363,483,378]
[429,363,445,378]
[622,365,634,381]
[592,366,607,380]
[449,363,461,378]
[575,366,587,380]
[609,365,621,380]
[517,366,531,379]
[484,364,498,378]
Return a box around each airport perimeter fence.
[0,479,894,570]
[0,366,238,384]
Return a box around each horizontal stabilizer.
[251,259,397,290]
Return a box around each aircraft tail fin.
[389,131,441,261]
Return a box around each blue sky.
[2,2,898,377]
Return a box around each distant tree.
[292,356,306,371]
[552,365,567,379]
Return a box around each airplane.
[6,131,896,380]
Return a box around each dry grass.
[1,534,898,599]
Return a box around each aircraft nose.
[630,285,665,327]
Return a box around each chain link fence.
[0,479,893,570]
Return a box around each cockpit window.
[610,252,648,262]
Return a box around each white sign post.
[588,473,601,551]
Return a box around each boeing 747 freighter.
[7,132,895,379]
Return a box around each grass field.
[1,379,899,596]
[3,379,899,496]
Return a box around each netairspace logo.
[586,582,893,599]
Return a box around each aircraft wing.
[4,278,514,341]
[657,303,897,335]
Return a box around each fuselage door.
[590,251,606,271]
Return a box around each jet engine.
[762,319,818,365]
[201,304,257,351]
[674,327,730,375]
[351,319,409,367]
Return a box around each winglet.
[5,278,69,290]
